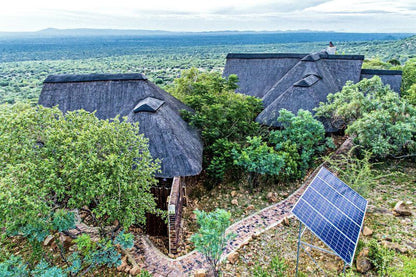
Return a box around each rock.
[266,192,277,203]
[245,205,255,212]
[282,217,290,226]
[382,241,409,254]
[227,252,239,264]
[129,266,141,275]
[367,205,393,215]
[124,266,131,273]
[356,248,373,274]
[393,201,412,216]
[117,257,128,272]
[59,234,73,250]
[231,199,239,206]
[194,269,207,277]
[326,262,339,272]
[231,191,237,197]
[252,233,259,239]
[406,241,416,250]
[43,235,54,246]
[362,226,373,236]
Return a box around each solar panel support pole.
[295,223,348,277]
[295,222,303,276]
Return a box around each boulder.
[393,201,412,216]
[231,191,237,197]
[245,205,255,212]
[227,252,239,264]
[382,241,409,254]
[194,269,207,277]
[282,217,290,226]
[43,235,54,246]
[356,248,373,274]
[129,266,141,276]
[59,234,73,250]
[362,226,373,236]
[117,257,128,272]
[266,192,277,203]
[231,199,239,206]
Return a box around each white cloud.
[0,0,415,32]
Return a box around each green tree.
[167,68,264,183]
[190,209,236,277]
[401,58,416,98]
[0,102,159,272]
[315,76,416,158]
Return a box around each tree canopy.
[0,102,159,239]
[315,76,416,158]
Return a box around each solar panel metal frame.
[291,167,368,265]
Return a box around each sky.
[1,0,416,33]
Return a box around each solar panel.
[292,167,368,265]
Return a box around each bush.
[167,68,263,183]
[401,58,416,97]
[190,209,236,277]
[368,239,394,276]
[324,148,377,197]
[269,109,334,179]
[232,136,285,187]
[252,254,287,277]
[315,76,416,158]
[0,102,159,274]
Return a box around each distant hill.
[0,28,413,40]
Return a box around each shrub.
[167,68,263,183]
[252,254,287,277]
[368,239,394,276]
[324,148,378,197]
[315,76,416,158]
[190,209,236,277]
[0,102,159,274]
[232,136,285,187]
[269,109,334,179]
[401,58,416,97]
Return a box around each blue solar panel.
[292,167,368,265]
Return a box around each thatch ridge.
[44,73,147,83]
[39,74,202,178]
[361,69,402,75]
[226,53,308,59]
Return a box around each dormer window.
[133,97,165,113]
[294,74,321,87]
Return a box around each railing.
[168,176,185,254]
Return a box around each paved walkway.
[133,170,318,277]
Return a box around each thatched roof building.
[360,69,402,94]
[224,51,403,131]
[39,73,203,178]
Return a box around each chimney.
[326,41,336,55]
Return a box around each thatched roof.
[224,51,403,131]
[360,69,402,94]
[223,53,305,98]
[39,73,203,178]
